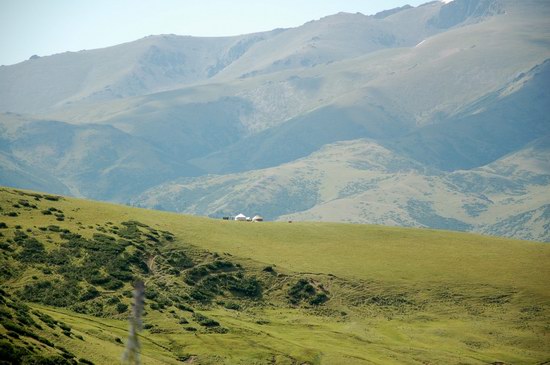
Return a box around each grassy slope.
[1,186,549,364]
[132,193,550,298]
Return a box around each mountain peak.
[316,11,368,23]
[429,0,505,28]
[373,5,414,19]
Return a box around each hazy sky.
[0,0,431,66]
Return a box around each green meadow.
[0,187,548,364]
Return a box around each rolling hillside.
[1,186,549,364]
[0,0,549,241]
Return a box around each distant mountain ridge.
[132,136,550,241]
[1,0,549,241]
[0,0,504,114]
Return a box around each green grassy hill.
[1,186,549,364]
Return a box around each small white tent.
[234,213,246,221]
[252,215,264,222]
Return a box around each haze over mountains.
[1,0,549,241]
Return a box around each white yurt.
[252,215,264,222]
[234,213,247,221]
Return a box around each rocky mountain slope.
[1,0,549,241]
[132,137,550,241]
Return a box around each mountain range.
[1,0,549,241]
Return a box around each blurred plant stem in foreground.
[122,280,145,365]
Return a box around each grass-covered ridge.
[0,187,549,364]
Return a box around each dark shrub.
[79,286,100,302]
[166,251,194,270]
[20,280,80,307]
[185,266,210,285]
[144,287,159,300]
[16,237,46,263]
[35,312,57,328]
[0,339,29,364]
[288,278,327,305]
[116,303,128,313]
[193,312,219,327]
[189,287,214,303]
[207,260,234,271]
[122,290,132,298]
[106,296,120,305]
[101,279,124,290]
[6,330,20,339]
[2,320,27,335]
[223,302,241,310]
[309,293,329,305]
[228,276,262,298]
[176,303,194,312]
[47,249,71,266]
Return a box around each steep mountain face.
[429,0,505,28]
[451,136,550,240]
[0,114,201,201]
[0,33,281,113]
[387,59,550,171]
[0,150,70,196]
[190,103,414,175]
[1,0,549,241]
